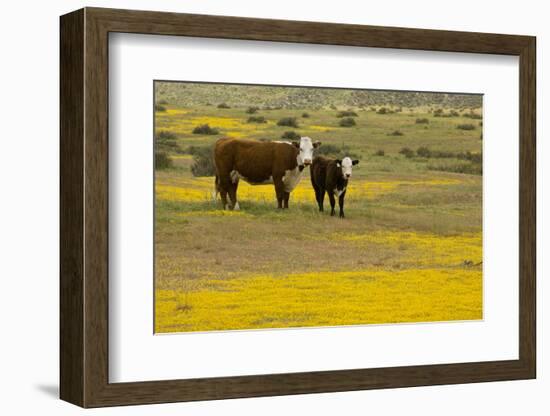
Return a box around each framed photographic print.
[60,7,536,408]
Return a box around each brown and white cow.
[214,136,321,209]
[310,155,359,218]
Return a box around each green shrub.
[339,117,356,127]
[302,112,310,118]
[246,106,259,114]
[416,146,432,158]
[155,104,166,112]
[337,110,358,118]
[158,99,169,105]
[192,124,220,135]
[431,150,456,158]
[156,130,178,141]
[277,117,299,128]
[433,108,443,117]
[459,151,482,164]
[155,130,180,153]
[316,144,341,155]
[374,149,385,156]
[464,111,482,119]
[190,146,215,177]
[428,162,482,175]
[388,130,404,136]
[415,118,429,124]
[399,147,415,158]
[155,152,173,170]
[316,143,360,160]
[377,107,388,114]
[217,103,230,109]
[457,123,476,130]
[281,131,301,140]
[247,116,267,123]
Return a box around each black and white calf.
[310,156,359,218]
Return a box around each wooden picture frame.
[60,7,536,408]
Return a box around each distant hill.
[155,81,482,109]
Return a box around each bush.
[281,131,301,140]
[337,110,358,118]
[302,112,310,118]
[155,152,173,170]
[433,108,443,117]
[190,146,216,177]
[246,106,259,114]
[192,124,219,135]
[155,104,166,112]
[158,99,169,105]
[277,117,299,128]
[388,130,404,136]
[247,116,267,123]
[428,162,482,175]
[339,117,356,127]
[416,146,432,158]
[377,107,388,115]
[155,130,180,153]
[217,103,230,109]
[457,123,476,130]
[316,143,360,160]
[156,130,178,141]
[399,147,415,158]
[374,149,385,156]
[316,144,341,155]
[464,111,482,119]
[450,110,460,117]
[431,150,456,159]
[415,118,429,124]
[459,151,482,164]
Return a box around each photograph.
[154,81,483,333]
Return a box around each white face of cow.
[337,157,359,179]
[294,137,321,167]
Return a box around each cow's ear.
[352,159,360,165]
[313,141,322,148]
[335,159,342,167]
[292,141,300,148]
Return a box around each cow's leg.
[218,174,232,210]
[228,179,240,211]
[283,191,290,209]
[328,192,336,216]
[273,175,285,209]
[338,192,346,218]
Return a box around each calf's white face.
[337,157,359,179]
[294,136,321,166]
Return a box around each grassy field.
[154,83,483,333]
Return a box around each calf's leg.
[317,189,325,212]
[338,192,346,218]
[328,192,336,216]
[283,191,290,209]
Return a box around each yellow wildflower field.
[156,268,481,332]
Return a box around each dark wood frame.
[60,7,536,408]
